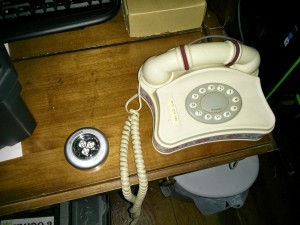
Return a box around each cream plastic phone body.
[139,41,275,154]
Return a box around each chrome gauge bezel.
[64,127,109,170]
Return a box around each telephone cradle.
[139,40,276,154]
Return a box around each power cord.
[237,0,245,43]
[120,74,148,225]
[188,34,239,45]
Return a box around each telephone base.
[141,86,265,154]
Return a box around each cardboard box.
[122,0,207,37]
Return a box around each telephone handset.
[139,40,275,154]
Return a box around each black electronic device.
[0,44,36,149]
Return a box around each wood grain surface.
[0,9,277,216]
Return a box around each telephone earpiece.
[141,40,261,86]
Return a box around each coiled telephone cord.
[120,87,148,224]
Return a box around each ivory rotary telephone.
[119,39,275,224]
[139,40,275,154]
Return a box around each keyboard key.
[3,7,18,18]
[18,5,31,16]
[70,0,90,9]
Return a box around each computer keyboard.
[0,0,120,43]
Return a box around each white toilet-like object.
[160,155,259,215]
